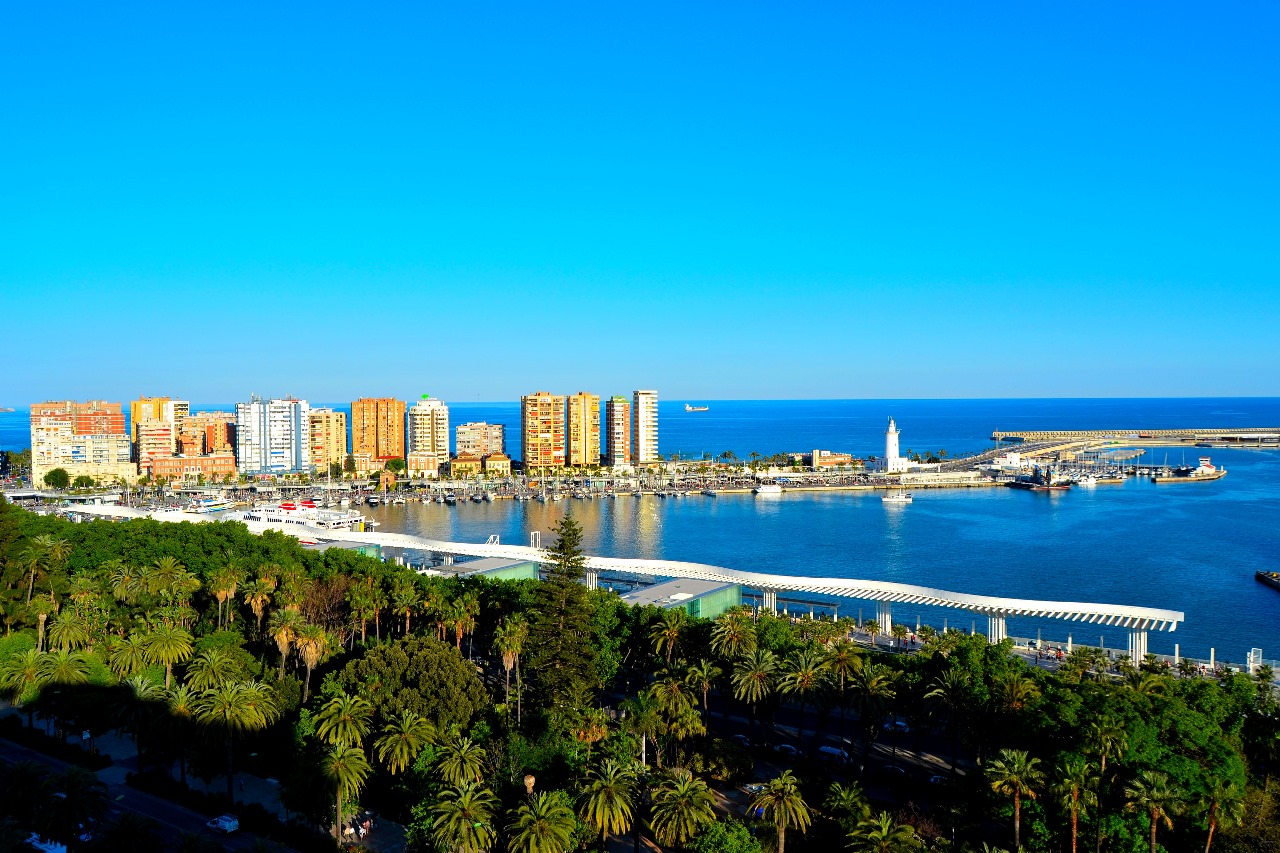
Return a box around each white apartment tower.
[456,422,504,456]
[632,389,659,465]
[407,398,450,468]
[235,396,311,474]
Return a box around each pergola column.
[876,601,893,636]
[986,614,1007,644]
[585,570,598,591]
[1128,629,1148,662]
[762,589,778,614]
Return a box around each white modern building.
[407,398,450,469]
[884,417,910,474]
[633,390,659,465]
[235,396,311,474]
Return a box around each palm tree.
[293,623,329,702]
[824,639,862,732]
[108,633,149,678]
[847,811,921,853]
[507,790,577,853]
[995,671,1041,714]
[864,619,881,648]
[375,710,437,775]
[432,782,498,853]
[924,668,970,774]
[208,564,242,630]
[46,612,91,651]
[577,759,635,846]
[38,648,91,686]
[825,781,870,832]
[391,579,420,636]
[166,683,197,784]
[710,610,756,659]
[18,541,47,605]
[144,624,193,689]
[437,736,488,785]
[0,649,45,713]
[315,691,374,748]
[779,649,827,744]
[241,576,275,637]
[1199,778,1244,853]
[732,648,779,728]
[268,608,301,680]
[194,680,279,802]
[620,693,663,768]
[494,613,529,726]
[1053,757,1099,853]
[750,770,811,853]
[1125,770,1183,853]
[325,743,371,840]
[685,658,722,711]
[650,609,687,665]
[987,748,1045,852]
[649,770,717,848]
[185,648,239,691]
[1085,717,1128,779]
[850,664,898,771]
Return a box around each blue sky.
[2,3,1277,403]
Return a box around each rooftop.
[621,578,739,608]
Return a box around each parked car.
[731,734,751,748]
[817,745,850,766]
[207,815,240,834]
[882,719,911,734]
[772,743,801,758]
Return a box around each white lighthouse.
[884,417,909,474]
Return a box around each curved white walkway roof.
[57,503,1184,632]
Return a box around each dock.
[993,427,1280,447]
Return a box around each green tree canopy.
[335,635,487,731]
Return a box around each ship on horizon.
[684,403,709,412]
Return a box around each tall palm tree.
[1085,715,1129,853]
[650,609,687,665]
[1199,778,1244,853]
[166,683,197,785]
[268,608,301,680]
[649,769,716,847]
[577,759,635,846]
[325,743,371,840]
[685,659,722,711]
[391,579,420,636]
[863,619,881,648]
[108,560,143,605]
[847,811,921,853]
[194,680,279,802]
[995,671,1041,714]
[850,664,898,770]
[437,736,488,785]
[1124,770,1183,853]
[779,649,827,744]
[241,576,275,637]
[375,710,436,775]
[185,648,239,691]
[824,639,863,733]
[750,770,811,853]
[620,692,663,768]
[987,748,1045,852]
[432,782,498,853]
[710,610,756,659]
[293,623,329,702]
[46,612,91,651]
[19,540,47,605]
[494,613,529,725]
[38,648,91,685]
[108,633,150,678]
[0,649,45,711]
[144,624,193,689]
[732,648,779,728]
[315,691,374,748]
[507,790,577,853]
[208,564,242,630]
[1053,757,1099,853]
[924,668,970,774]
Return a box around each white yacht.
[753,484,783,495]
[882,492,913,503]
[229,501,371,531]
[189,496,235,513]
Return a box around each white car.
[207,814,240,834]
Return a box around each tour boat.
[684,404,710,412]
[189,496,235,513]
[229,503,370,531]
[753,484,782,495]
[882,492,913,504]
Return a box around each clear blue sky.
[2,3,1277,403]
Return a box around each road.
[0,736,294,851]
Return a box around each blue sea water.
[4,399,1279,659]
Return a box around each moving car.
[207,814,240,834]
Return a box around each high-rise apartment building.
[30,400,135,483]
[632,390,659,465]
[235,396,311,474]
[521,392,566,470]
[135,420,177,467]
[129,397,188,442]
[351,397,407,464]
[455,422,504,457]
[179,412,236,456]
[566,392,601,467]
[407,398,450,469]
[308,408,348,470]
[605,396,632,467]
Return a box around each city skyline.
[3,5,1277,401]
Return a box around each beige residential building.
[180,412,236,456]
[309,408,348,470]
[605,396,632,467]
[30,400,136,484]
[482,452,512,477]
[521,392,566,470]
[406,451,440,479]
[130,397,188,443]
[566,392,601,467]
[407,398,450,469]
[135,419,176,469]
[632,390,659,465]
[351,397,406,464]
[455,422,504,456]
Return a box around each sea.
[4,398,1279,661]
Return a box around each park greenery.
[0,493,1277,852]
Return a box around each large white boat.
[882,492,913,503]
[753,484,782,495]
[229,501,371,531]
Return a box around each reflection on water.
[363,447,1280,659]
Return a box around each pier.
[992,427,1280,446]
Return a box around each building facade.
[149,453,237,482]
[605,396,631,467]
[235,396,311,474]
[351,397,407,465]
[135,419,177,471]
[482,452,511,477]
[566,392,601,467]
[450,452,482,478]
[30,400,136,484]
[455,421,504,456]
[632,390,659,465]
[180,412,236,456]
[308,408,348,471]
[521,392,566,470]
[406,451,440,479]
[407,398,450,468]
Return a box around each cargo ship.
[685,404,709,412]
[1256,571,1280,593]
[1007,465,1072,491]
[1153,456,1227,483]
